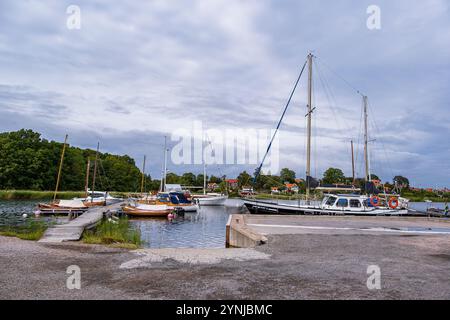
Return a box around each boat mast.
[203,161,207,195]
[363,96,371,182]
[351,140,355,185]
[53,134,68,203]
[84,157,90,198]
[140,155,146,194]
[305,53,313,201]
[163,136,168,192]
[91,142,100,202]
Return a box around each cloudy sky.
[0,0,449,187]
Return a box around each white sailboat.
[243,53,409,216]
[192,139,228,206]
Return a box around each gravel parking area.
[1,230,449,299]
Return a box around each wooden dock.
[38,202,124,243]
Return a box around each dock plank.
[38,202,123,243]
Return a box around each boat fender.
[370,196,381,207]
[388,197,399,209]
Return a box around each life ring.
[388,197,399,209]
[370,196,381,207]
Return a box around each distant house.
[240,186,255,196]
[294,178,304,184]
[372,179,382,187]
[271,187,280,194]
[225,179,238,190]
[207,182,219,191]
[284,183,299,193]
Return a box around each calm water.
[130,199,245,248]
[0,199,446,248]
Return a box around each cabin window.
[350,199,362,208]
[336,198,348,207]
[325,196,337,206]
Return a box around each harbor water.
[0,199,447,248]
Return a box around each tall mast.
[163,136,168,192]
[203,162,207,195]
[53,134,68,202]
[91,142,100,201]
[140,155,146,194]
[351,140,355,185]
[305,53,313,201]
[84,157,90,198]
[363,96,371,182]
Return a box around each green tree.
[393,176,409,188]
[237,171,252,188]
[322,168,345,184]
[280,168,296,183]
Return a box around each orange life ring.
[369,196,381,207]
[388,197,399,209]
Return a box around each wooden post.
[140,155,146,194]
[91,142,100,202]
[53,134,68,203]
[351,140,355,185]
[84,157,90,198]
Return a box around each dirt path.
[1,234,449,299]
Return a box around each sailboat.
[191,147,228,206]
[37,135,89,215]
[156,137,199,212]
[73,143,120,206]
[243,53,409,216]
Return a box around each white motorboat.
[193,193,228,206]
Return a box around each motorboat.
[244,194,409,216]
[157,192,198,212]
[192,193,228,206]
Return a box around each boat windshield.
[325,196,337,206]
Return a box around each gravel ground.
[1,233,449,300]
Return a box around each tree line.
[0,129,411,193]
[0,129,148,192]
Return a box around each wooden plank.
[38,202,123,243]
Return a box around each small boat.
[157,192,198,212]
[74,191,121,207]
[192,193,228,206]
[123,203,173,217]
[38,199,88,215]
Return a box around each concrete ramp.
[39,202,123,243]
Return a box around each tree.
[181,172,196,186]
[280,168,296,183]
[322,168,345,184]
[237,171,252,188]
[393,176,409,188]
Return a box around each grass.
[0,220,48,240]
[82,217,142,249]
[0,190,86,200]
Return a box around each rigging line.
[315,56,365,98]
[314,59,348,139]
[367,99,395,181]
[253,57,308,182]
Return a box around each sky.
[0,0,449,187]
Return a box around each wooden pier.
[38,202,124,243]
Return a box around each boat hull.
[197,196,228,206]
[122,206,172,217]
[37,203,88,215]
[243,200,409,216]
